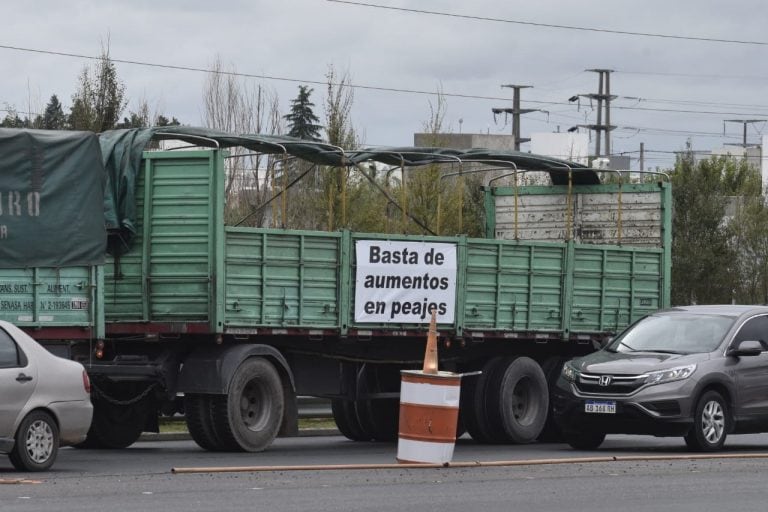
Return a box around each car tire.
[563,430,605,450]
[9,411,60,472]
[684,390,728,452]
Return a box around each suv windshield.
[606,313,735,354]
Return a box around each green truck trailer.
[0,127,671,451]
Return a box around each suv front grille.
[575,373,646,395]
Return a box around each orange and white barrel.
[397,370,462,464]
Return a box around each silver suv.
[553,305,768,451]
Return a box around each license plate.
[585,400,616,414]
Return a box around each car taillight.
[82,370,91,394]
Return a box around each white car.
[0,321,93,471]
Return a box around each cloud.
[2,0,767,169]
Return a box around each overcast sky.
[4,0,768,170]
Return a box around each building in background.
[413,133,517,152]
[710,135,768,190]
[529,132,589,165]
[414,132,768,188]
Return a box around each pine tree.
[284,85,322,141]
[68,43,126,132]
[42,95,66,130]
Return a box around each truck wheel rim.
[26,420,54,464]
[511,377,533,425]
[701,400,724,444]
[241,380,271,431]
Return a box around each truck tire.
[331,399,372,442]
[210,357,284,452]
[185,393,222,451]
[564,430,605,450]
[537,356,566,442]
[359,398,400,442]
[357,364,400,442]
[9,410,60,472]
[461,357,505,444]
[487,356,549,444]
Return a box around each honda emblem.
[599,375,613,386]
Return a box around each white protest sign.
[354,240,457,323]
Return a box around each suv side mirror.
[595,336,613,350]
[727,339,764,357]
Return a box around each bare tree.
[202,56,282,227]
[317,65,361,230]
[400,89,484,236]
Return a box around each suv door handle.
[16,373,33,382]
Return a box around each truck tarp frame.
[98,126,600,254]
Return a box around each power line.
[630,97,768,111]
[616,125,742,139]
[618,69,768,81]
[326,0,768,46]
[3,43,768,119]
[0,108,42,117]
[515,112,749,141]
[603,104,768,117]
[0,42,531,103]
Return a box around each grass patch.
[299,418,337,430]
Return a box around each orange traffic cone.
[422,308,438,374]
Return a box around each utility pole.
[640,142,645,171]
[569,69,616,159]
[492,84,536,151]
[723,119,765,147]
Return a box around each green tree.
[115,98,151,129]
[42,95,66,130]
[670,151,760,305]
[156,115,180,126]
[397,90,484,237]
[730,196,768,303]
[69,42,127,132]
[284,85,322,141]
[1,106,28,128]
[115,96,181,129]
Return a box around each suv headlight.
[644,364,696,386]
[562,364,579,382]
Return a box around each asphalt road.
[4,433,768,512]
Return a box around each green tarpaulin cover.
[0,129,106,268]
[0,127,603,265]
